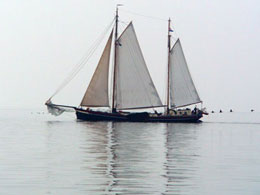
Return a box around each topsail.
[169,39,201,108]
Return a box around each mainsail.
[115,23,163,110]
[169,39,201,108]
[80,30,113,107]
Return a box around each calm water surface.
[0,109,260,195]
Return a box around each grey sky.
[0,0,259,112]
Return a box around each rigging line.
[62,20,113,80]
[52,19,114,96]
[61,30,107,81]
[50,36,105,99]
[49,18,115,99]
[62,28,109,83]
[118,22,128,37]
[119,20,129,26]
[120,8,167,22]
[50,30,111,99]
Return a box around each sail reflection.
[108,123,167,194]
[163,123,201,195]
[77,122,113,193]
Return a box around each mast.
[166,18,171,114]
[112,6,119,113]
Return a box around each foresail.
[115,23,163,110]
[169,39,201,108]
[80,30,113,107]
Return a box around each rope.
[49,18,115,100]
[120,9,167,22]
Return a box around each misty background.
[0,0,259,112]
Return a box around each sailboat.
[46,7,207,122]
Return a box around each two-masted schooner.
[46,7,207,122]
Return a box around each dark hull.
[75,108,203,123]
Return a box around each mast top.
[116,4,123,17]
[116,4,123,14]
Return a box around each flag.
[169,28,174,32]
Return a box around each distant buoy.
[211,111,215,113]
[251,109,254,112]
[230,109,233,112]
[220,109,223,113]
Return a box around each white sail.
[115,23,163,110]
[169,39,201,108]
[80,30,113,107]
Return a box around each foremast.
[112,6,119,113]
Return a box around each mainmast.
[112,5,119,113]
[166,18,171,114]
